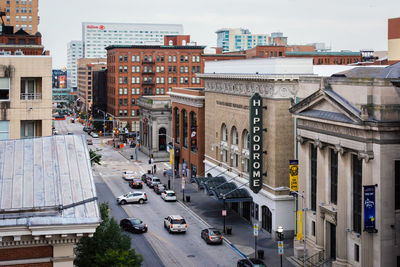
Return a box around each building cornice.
[169,92,205,108]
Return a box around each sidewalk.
[117,146,294,266]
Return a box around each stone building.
[0,55,52,139]
[137,95,172,161]
[198,58,315,236]
[290,64,400,266]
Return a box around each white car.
[164,215,187,233]
[90,132,99,138]
[122,171,136,181]
[161,190,177,202]
[117,192,147,205]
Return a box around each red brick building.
[105,36,205,131]
[388,17,400,65]
[170,87,205,177]
[285,51,362,65]
[0,26,44,55]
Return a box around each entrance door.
[159,128,166,151]
[242,202,250,221]
[330,223,336,260]
[261,206,272,233]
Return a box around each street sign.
[222,210,227,216]
[253,224,259,236]
[278,241,284,255]
[249,93,263,194]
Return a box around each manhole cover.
[187,255,195,258]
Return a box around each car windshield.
[172,219,185,224]
[167,192,176,196]
[133,179,141,182]
[209,230,221,236]
[153,178,160,182]
[130,219,142,225]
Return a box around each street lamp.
[277,226,284,267]
[159,133,175,190]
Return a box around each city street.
[54,118,243,267]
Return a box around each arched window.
[190,112,197,152]
[174,108,180,144]
[262,206,272,233]
[221,124,227,142]
[242,130,249,149]
[231,126,238,145]
[159,127,166,151]
[182,110,188,148]
[169,40,173,46]
[182,40,187,45]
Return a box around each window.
[243,130,249,149]
[156,88,160,94]
[173,56,176,62]
[192,55,196,62]
[119,66,123,73]
[136,55,140,62]
[168,77,172,84]
[231,126,238,145]
[161,66,165,72]
[124,88,128,95]
[0,78,10,100]
[312,221,316,236]
[353,155,362,234]
[119,110,123,116]
[0,121,10,140]
[231,153,238,167]
[21,78,41,100]
[20,120,40,138]
[131,110,135,116]
[222,124,227,141]
[396,161,400,210]
[196,56,200,62]
[161,88,164,94]
[168,56,172,62]
[354,244,359,262]
[132,56,136,62]
[222,150,228,162]
[311,144,317,211]
[330,149,338,205]
[174,108,180,144]
[156,66,160,73]
[136,77,140,83]
[182,110,188,148]
[124,66,127,73]
[119,88,123,95]
[136,88,140,94]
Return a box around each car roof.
[165,190,175,193]
[124,171,135,173]
[168,215,184,219]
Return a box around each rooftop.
[106,45,206,50]
[286,51,361,56]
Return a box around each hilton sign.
[249,93,263,193]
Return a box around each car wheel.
[120,200,127,205]
[144,228,148,233]
[138,199,144,204]
[164,222,167,229]
[168,227,172,234]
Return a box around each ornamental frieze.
[299,119,364,139]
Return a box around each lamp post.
[97,109,106,137]
[277,226,284,267]
[159,133,175,190]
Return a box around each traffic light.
[150,154,153,158]
[109,117,113,121]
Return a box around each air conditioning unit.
[14,50,24,55]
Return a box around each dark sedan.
[129,178,143,189]
[120,218,148,234]
[154,184,167,194]
[237,258,266,267]
[201,228,223,244]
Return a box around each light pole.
[97,109,106,137]
[277,226,284,267]
[159,133,175,190]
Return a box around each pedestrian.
[154,164,157,174]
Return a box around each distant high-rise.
[216,28,273,52]
[388,17,400,65]
[82,22,183,58]
[67,41,83,90]
[0,0,39,34]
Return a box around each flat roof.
[106,45,206,50]
[286,51,361,56]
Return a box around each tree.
[74,203,143,267]
[89,149,102,166]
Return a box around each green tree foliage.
[74,203,143,267]
[89,149,102,166]
[93,119,104,132]
[80,111,88,120]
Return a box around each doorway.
[261,205,272,233]
[329,223,336,260]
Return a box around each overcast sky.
[39,0,400,68]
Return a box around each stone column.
[334,151,348,266]
[315,146,326,250]
[53,244,74,267]
[361,159,373,267]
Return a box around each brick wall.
[0,246,53,261]
[2,263,52,267]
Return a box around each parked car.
[120,218,148,233]
[90,132,99,138]
[129,178,143,189]
[141,173,153,183]
[164,215,187,233]
[201,228,223,244]
[122,171,136,181]
[52,129,58,135]
[116,192,147,205]
[154,184,167,194]
[83,127,90,132]
[161,190,177,202]
[86,138,93,145]
[237,258,266,267]
[147,177,161,188]
[67,132,74,135]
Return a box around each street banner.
[297,211,303,240]
[289,160,299,192]
[169,149,173,165]
[249,93,263,194]
[278,241,284,255]
[364,185,377,232]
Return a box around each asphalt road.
[54,118,242,267]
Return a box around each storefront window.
[190,112,197,152]
[174,108,180,144]
[182,110,188,148]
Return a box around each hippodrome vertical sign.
[249,93,263,194]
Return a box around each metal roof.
[0,135,100,227]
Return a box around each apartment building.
[77,58,106,111]
[216,28,272,52]
[82,22,183,58]
[0,0,39,34]
[67,40,83,90]
[105,35,204,132]
[0,55,52,140]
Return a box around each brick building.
[285,51,362,65]
[105,35,205,132]
[388,17,400,65]
[0,26,43,55]
[77,58,106,111]
[170,87,205,177]
[0,0,39,34]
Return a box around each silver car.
[117,192,148,205]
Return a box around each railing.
[142,60,155,64]
[142,81,155,85]
[21,93,42,100]
[305,250,325,267]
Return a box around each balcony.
[142,71,155,75]
[142,60,155,64]
[142,81,155,85]
[21,93,42,100]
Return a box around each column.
[315,146,326,250]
